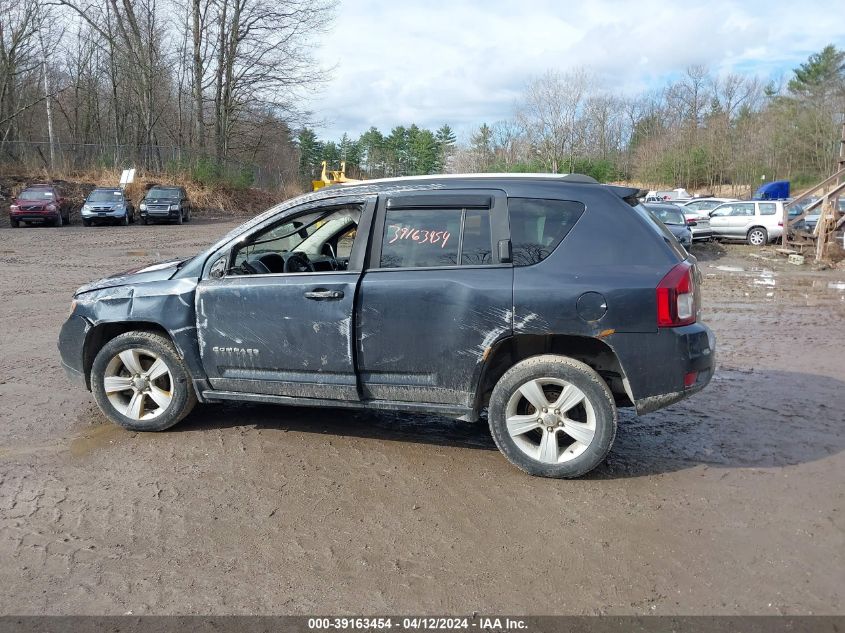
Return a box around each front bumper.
[82,209,127,220]
[11,210,60,222]
[58,314,91,389]
[141,208,181,219]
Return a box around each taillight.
[686,218,696,225]
[657,262,696,327]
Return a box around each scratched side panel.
[195,273,360,400]
[357,267,513,405]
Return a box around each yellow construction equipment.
[311,161,362,191]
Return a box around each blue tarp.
[753,180,790,200]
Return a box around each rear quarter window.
[508,198,584,266]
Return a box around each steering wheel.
[241,258,271,275]
[284,252,314,273]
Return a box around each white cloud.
[309,0,845,140]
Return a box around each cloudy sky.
[310,0,845,141]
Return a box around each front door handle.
[304,289,344,300]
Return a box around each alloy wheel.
[505,377,597,464]
[103,348,173,420]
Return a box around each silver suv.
[708,200,784,245]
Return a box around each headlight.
[82,204,91,212]
[47,203,57,211]
[69,299,77,316]
[170,204,179,211]
[140,203,147,210]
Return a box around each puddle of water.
[828,281,845,292]
[752,270,776,287]
[713,265,745,272]
[125,250,161,257]
[70,423,124,458]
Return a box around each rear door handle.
[304,289,344,300]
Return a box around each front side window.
[730,203,755,217]
[508,198,584,266]
[231,206,362,274]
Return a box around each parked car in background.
[59,173,715,479]
[81,188,135,226]
[682,197,738,214]
[140,186,191,224]
[644,188,691,203]
[9,184,71,227]
[709,200,784,245]
[643,203,692,249]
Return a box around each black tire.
[83,219,92,227]
[10,219,19,228]
[176,210,183,225]
[54,213,63,227]
[488,354,617,478]
[747,227,767,246]
[122,212,130,226]
[142,216,149,225]
[90,331,197,431]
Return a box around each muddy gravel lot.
[0,220,843,615]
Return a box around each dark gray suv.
[58,174,715,478]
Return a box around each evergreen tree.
[297,128,324,181]
[435,124,457,172]
[788,45,845,96]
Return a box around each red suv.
[9,184,71,227]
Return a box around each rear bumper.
[612,323,716,415]
[691,228,713,240]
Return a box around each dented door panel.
[195,273,359,400]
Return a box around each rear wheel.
[91,331,197,431]
[488,355,617,478]
[747,227,767,246]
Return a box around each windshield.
[18,189,54,201]
[147,188,180,199]
[88,190,123,202]
[645,204,685,225]
[297,212,360,255]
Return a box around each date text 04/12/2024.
[307,617,528,630]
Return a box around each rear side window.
[759,203,777,216]
[508,198,584,266]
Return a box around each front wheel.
[488,355,617,478]
[82,219,92,227]
[747,227,767,246]
[91,331,197,431]
[176,210,183,225]
[54,213,63,227]
[10,219,19,228]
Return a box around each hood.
[86,199,123,208]
[145,196,179,203]
[75,259,183,296]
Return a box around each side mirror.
[209,254,228,279]
[688,220,698,227]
